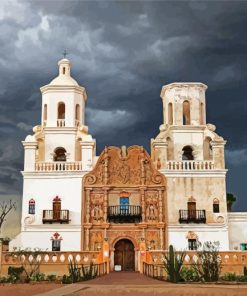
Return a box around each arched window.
[200,102,204,125]
[182,146,194,160]
[54,147,66,162]
[75,104,80,121]
[43,104,47,121]
[57,102,65,119]
[182,100,190,125]
[213,198,220,213]
[28,199,35,214]
[168,103,173,125]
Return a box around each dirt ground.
[0,283,64,296]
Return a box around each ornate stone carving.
[146,192,158,222]
[24,215,35,225]
[91,193,104,223]
[84,146,165,187]
[186,231,198,240]
[90,231,103,251]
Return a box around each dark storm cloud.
[0,0,247,236]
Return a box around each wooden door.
[114,239,135,271]
[53,201,61,220]
[188,202,196,219]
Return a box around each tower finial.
[63,49,68,59]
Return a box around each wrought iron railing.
[108,205,142,223]
[43,210,70,223]
[179,209,206,224]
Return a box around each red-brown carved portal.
[82,145,166,271]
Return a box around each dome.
[49,75,78,86]
[49,58,79,86]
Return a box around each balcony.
[166,160,214,171]
[108,205,142,223]
[57,119,65,127]
[35,162,83,172]
[43,210,70,224]
[179,210,206,224]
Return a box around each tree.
[227,193,237,212]
[0,200,16,235]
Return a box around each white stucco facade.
[10,59,247,253]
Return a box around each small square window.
[213,204,220,213]
[240,243,247,251]
[52,240,61,251]
[188,239,197,250]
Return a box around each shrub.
[192,241,221,282]
[46,274,57,282]
[180,267,200,282]
[222,272,237,281]
[30,272,45,282]
[244,266,247,276]
[62,274,73,284]
[163,245,185,283]
[8,266,24,281]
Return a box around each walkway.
[35,272,247,296]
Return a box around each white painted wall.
[228,213,247,250]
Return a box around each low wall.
[0,250,106,276]
[145,250,247,275]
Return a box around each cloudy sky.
[0,0,247,237]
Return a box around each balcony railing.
[179,210,206,224]
[35,162,83,172]
[108,205,142,223]
[166,160,214,171]
[57,119,65,127]
[43,210,70,224]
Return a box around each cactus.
[68,258,81,283]
[163,245,185,283]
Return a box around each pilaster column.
[103,187,109,222]
[211,139,226,170]
[22,140,38,171]
[86,189,92,223]
[152,141,168,169]
[158,189,163,223]
[140,187,146,222]
[80,140,95,171]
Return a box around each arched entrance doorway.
[114,239,135,271]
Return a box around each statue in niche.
[146,193,158,222]
[119,164,130,184]
[91,202,103,222]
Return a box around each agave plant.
[163,245,185,283]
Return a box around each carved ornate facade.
[82,146,166,269]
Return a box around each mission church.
[10,58,247,272]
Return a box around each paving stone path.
[35,272,247,296]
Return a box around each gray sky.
[0,0,247,237]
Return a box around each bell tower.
[151,82,229,251]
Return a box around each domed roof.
[49,58,79,86]
[49,75,78,86]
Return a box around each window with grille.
[52,240,61,251]
[28,199,35,214]
[188,239,197,250]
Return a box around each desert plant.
[227,193,237,212]
[8,266,24,281]
[68,258,82,283]
[81,262,97,281]
[222,272,237,281]
[10,248,46,282]
[163,245,185,283]
[244,266,247,276]
[30,272,45,282]
[192,241,221,282]
[46,274,57,282]
[62,274,73,284]
[180,266,200,282]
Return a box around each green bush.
[0,276,8,283]
[180,267,200,282]
[8,266,24,281]
[30,272,45,282]
[62,274,73,284]
[222,272,237,281]
[244,266,247,276]
[46,274,57,282]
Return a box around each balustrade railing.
[43,210,70,223]
[166,160,214,171]
[143,262,166,280]
[35,161,83,172]
[179,209,206,224]
[57,119,65,127]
